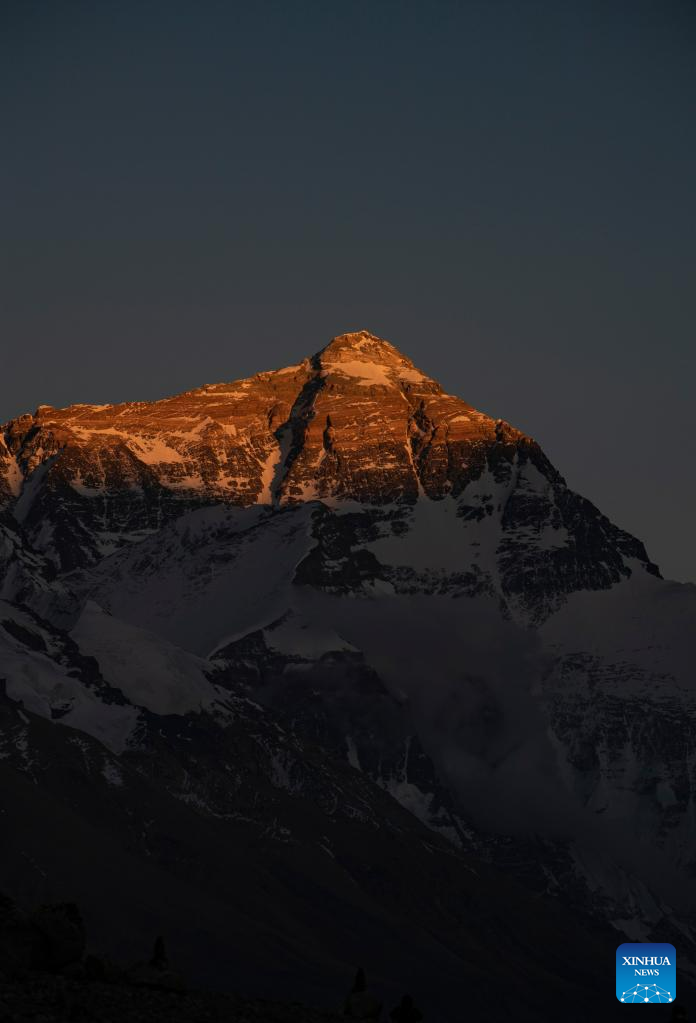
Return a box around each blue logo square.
[616,943,676,1003]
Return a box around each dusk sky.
[2,0,694,581]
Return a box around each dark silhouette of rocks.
[30,903,85,972]
[0,895,85,974]
[124,955,185,992]
[0,894,34,974]
[118,933,186,991]
[0,972,345,1023]
[149,936,167,970]
[389,995,422,1023]
[0,892,343,1022]
[343,968,383,1020]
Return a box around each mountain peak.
[316,330,414,369]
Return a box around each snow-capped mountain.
[1,330,694,1017]
[1,330,657,621]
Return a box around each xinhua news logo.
[616,943,676,1003]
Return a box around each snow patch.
[126,437,187,464]
[102,759,124,787]
[327,361,395,387]
[264,614,357,659]
[0,602,140,755]
[398,368,428,384]
[71,601,219,715]
[366,496,475,572]
[346,735,361,770]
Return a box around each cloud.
[297,588,696,913]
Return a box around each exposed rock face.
[273,332,492,505]
[0,434,21,505]
[0,331,657,621]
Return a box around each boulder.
[30,902,85,971]
[0,893,33,974]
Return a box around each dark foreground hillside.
[1,889,692,1023]
[0,972,351,1023]
[0,973,346,1023]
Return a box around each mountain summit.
[317,328,418,363]
[314,330,434,383]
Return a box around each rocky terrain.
[1,330,694,1019]
[0,974,346,1023]
[0,892,345,1023]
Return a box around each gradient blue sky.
[2,0,694,580]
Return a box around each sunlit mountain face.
[1,331,693,1021]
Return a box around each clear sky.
[2,1,694,581]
